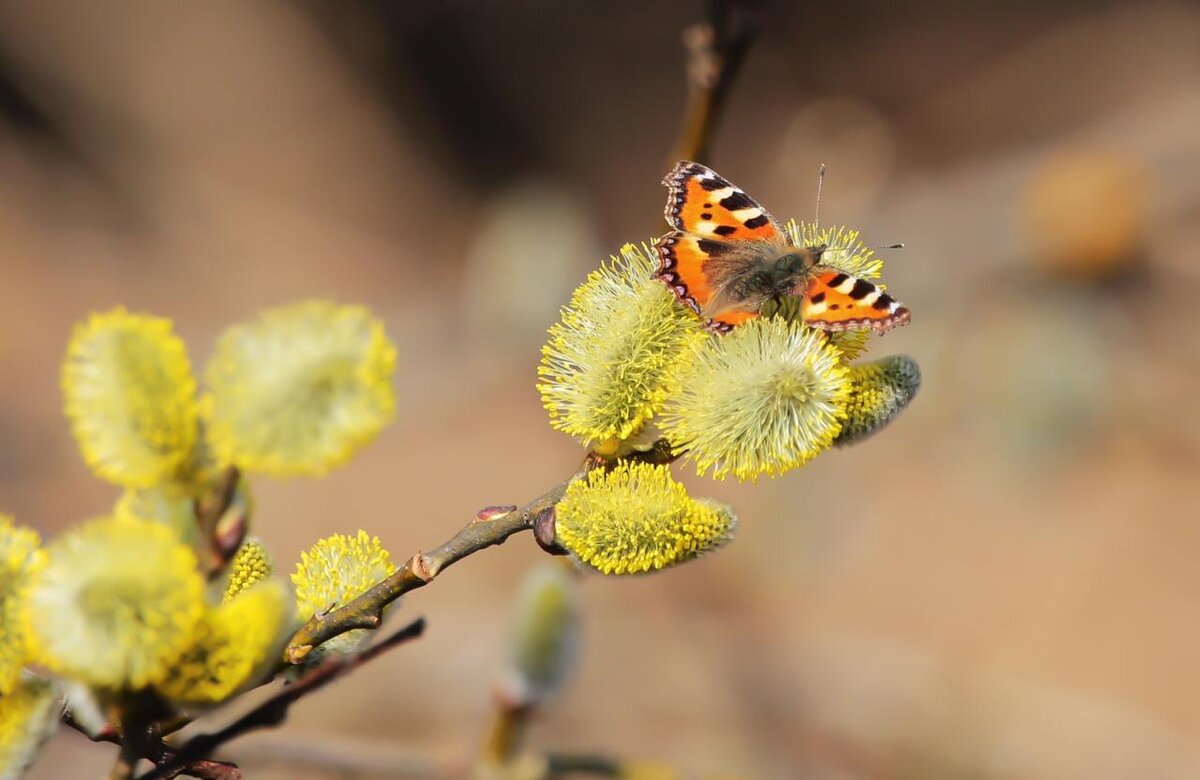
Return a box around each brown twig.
[284,478,579,663]
[109,705,152,780]
[63,716,242,780]
[62,711,120,744]
[135,617,427,780]
[670,0,763,165]
[151,754,242,780]
[479,695,536,770]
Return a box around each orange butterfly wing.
[800,270,911,334]
[662,161,784,243]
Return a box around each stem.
[479,699,536,768]
[670,0,763,165]
[108,709,149,780]
[284,479,575,663]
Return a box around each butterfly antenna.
[876,243,904,250]
[814,163,826,227]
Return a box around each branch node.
[410,553,436,582]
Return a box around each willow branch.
[135,617,426,780]
[479,698,536,769]
[63,716,237,780]
[284,479,575,663]
[670,0,763,165]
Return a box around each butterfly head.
[772,245,820,274]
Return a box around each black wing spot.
[719,191,754,210]
[830,304,840,310]
[713,225,738,237]
[701,212,713,220]
[849,279,875,300]
[827,273,849,288]
[873,294,894,311]
[697,238,729,255]
[743,215,770,229]
[700,176,729,192]
[810,292,826,304]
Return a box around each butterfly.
[654,160,911,334]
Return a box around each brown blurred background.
[6,1,1200,778]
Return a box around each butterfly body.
[654,161,910,334]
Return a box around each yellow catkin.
[291,531,396,657]
[158,579,293,706]
[555,463,736,575]
[661,317,851,480]
[538,243,705,446]
[836,355,921,446]
[61,308,199,488]
[22,516,205,690]
[0,675,59,777]
[204,301,397,477]
[223,537,273,602]
[0,517,43,696]
[506,563,579,702]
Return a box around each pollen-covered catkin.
[62,308,199,488]
[22,515,205,690]
[661,317,851,480]
[538,243,705,448]
[291,530,397,658]
[204,300,397,477]
[836,355,921,446]
[555,462,736,574]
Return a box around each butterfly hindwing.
[663,161,785,243]
[655,231,732,313]
[800,269,911,334]
[655,231,771,331]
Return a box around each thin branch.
[136,617,427,780]
[62,711,120,745]
[670,0,764,165]
[65,715,243,780]
[193,466,245,576]
[479,698,536,769]
[109,707,150,780]
[153,756,242,780]
[284,479,577,663]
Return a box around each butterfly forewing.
[662,161,787,243]
[799,270,911,334]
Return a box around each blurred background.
[5,1,1199,778]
